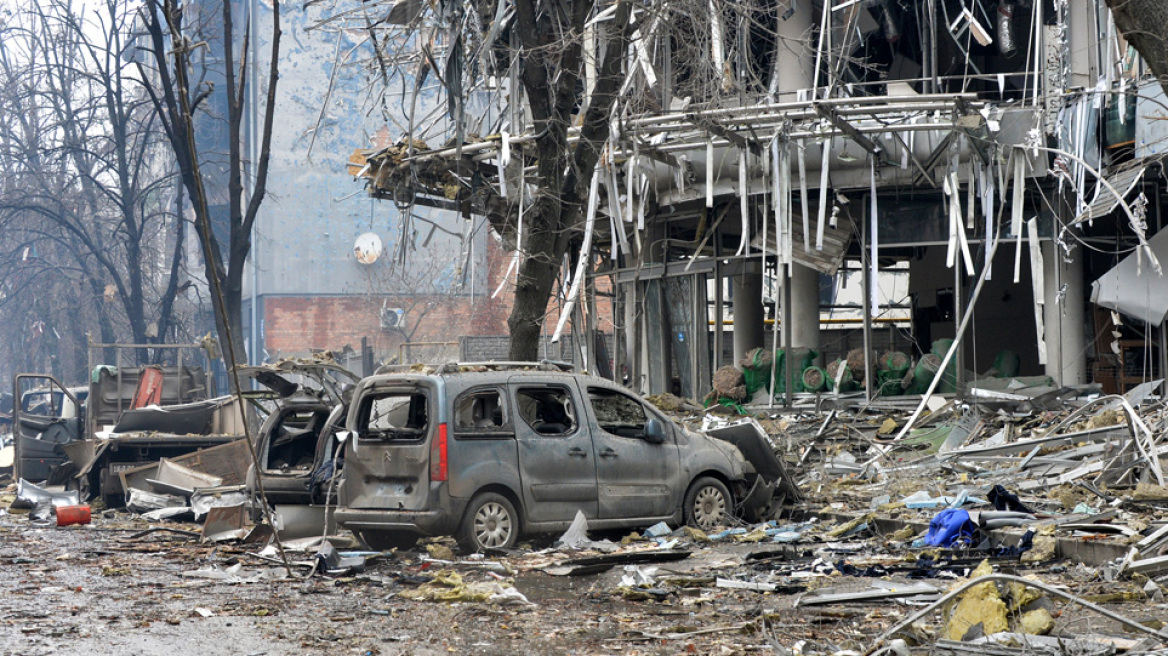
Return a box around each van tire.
[684,477,731,530]
[457,493,519,552]
[356,530,417,551]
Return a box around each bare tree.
[134,0,281,368]
[0,0,189,366]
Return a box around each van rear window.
[361,392,428,441]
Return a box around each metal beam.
[688,114,764,157]
[814,103,880,157]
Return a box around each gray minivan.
[333,365,776,552]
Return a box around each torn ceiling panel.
[1090,226,1168,324]
[751,215,854,275]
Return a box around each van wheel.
[458,493,519,552]
[356,530,417,551]
[684,477,731,530]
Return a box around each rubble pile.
[1,379,1166,654]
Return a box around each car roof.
[362,368,620,389]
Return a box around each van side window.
[454,389,509,436]
[361,391,428,441]
[588,388,648,439]
[516,388,576,436]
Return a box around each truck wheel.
[356,530,417,551]
[457,493,519,552]
[684,477,731,529]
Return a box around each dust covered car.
[333,363,793,552]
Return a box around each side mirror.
[644,419,666,444]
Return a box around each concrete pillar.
[732,272,764,366]
[775,2,819,358]
[1042,242,1086,385]
[774,0,815,95]
[1067,0,1097,90]
[789,263,821,359]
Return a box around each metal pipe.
[865,573,1168,656]
[861,196,873,400]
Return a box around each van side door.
[509,377,598,524]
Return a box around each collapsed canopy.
[1091,227,1168,325]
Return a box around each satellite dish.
[354,232,383,264]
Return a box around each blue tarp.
[923,508,975,547]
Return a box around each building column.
[1042,242,1086,385]
[789,264,821,360]
[732,271,764,366]
[776,1,819,359]
[774,0,815,95]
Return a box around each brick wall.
[260,236,617,365]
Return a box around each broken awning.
[1074,165,1145,225]
[1091,226,1168,324]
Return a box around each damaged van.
[244,362,360,506]
[333,363,791,552]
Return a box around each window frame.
[514,385,579,438]
[586,386,658,441]
[451,386,514,439]
[356,388,430,443]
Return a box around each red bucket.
[56,505,91,527]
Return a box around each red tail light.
[430,423,448,481]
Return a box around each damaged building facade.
[355,0,1168,403]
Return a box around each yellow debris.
[942,560,1008,641]
[397,570,496,603]
[426,543,455,561]
[732,528,768,543]
[1018,608,1055,635]
[1007,577,1044,611]
[1020,536,1057,564]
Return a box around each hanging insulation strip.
[816,139,830,250]
[1027,216,1046,365]
[551,172,601,343]
[1012,155,1026,283]
[736,147,749,256]
[869,156,879,317]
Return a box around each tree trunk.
[502,0,630,362]
[507,232,562,361]
[1107,0,1168,98]
[224,261,248,367]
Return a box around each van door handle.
[567,447,587,458]
[599,448,618,459]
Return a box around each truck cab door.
[509,377,598,524]
[12,374,82,483]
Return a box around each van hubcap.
[693,487,726,527]
[473,502,513,548]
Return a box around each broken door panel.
[338,380,436,512]
[510,380,598,523]
[585,386,679,520]
[12,374,82,483]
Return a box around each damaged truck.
[12,342,249,505]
